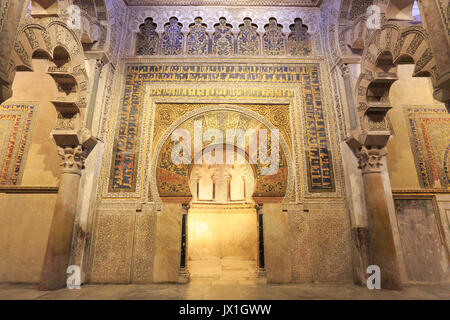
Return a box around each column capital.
[339,63,350,77]
[95,59,106,72]
[357,146,387,174]
[83,51,110,65]
[58,145,85,175]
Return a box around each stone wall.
[0,192,57,283]
[1,2,448,287]
[385,64,450,283]
[0,59,61,283]
[288,201,353,283]
[87,202,157,283]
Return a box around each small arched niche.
[189,144,256,204]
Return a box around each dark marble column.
[256,204,266,278]
[178,203,190,283]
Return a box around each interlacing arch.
[10,18,90,148]
[355,23,437,136]
[150,105,295,205]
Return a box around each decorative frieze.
[0,102,39,185]
[129,7,320,57]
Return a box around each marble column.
[85,59,105,129]
[340,63,358,130]
[357,146,402,290]
[39,146,85,290]
[417,0,450,110]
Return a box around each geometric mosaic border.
[404,105,450,189]
[0,102,38,186]
[107,62,336,197]
[150,103,292,201]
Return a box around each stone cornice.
[0,186,59,193]
[123,0,322,7]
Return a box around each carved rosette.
[58,145,85,175]
[357,146,387,174]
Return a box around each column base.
[178,268,190,284]
[257,268,267,278]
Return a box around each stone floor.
[0,281,449,300]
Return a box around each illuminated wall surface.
[0,1,449,286]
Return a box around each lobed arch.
[149,105,296,205]
[133,14,312,56]
[9,19,90,148]
[336,0,424,58]
[355,23,437,138]
[187,143,258,203]
[11,20,88,86]
[188,143,258,180]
